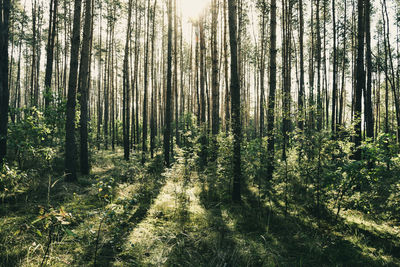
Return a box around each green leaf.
[65,229,77,237]
[36,229,42,237]
[32,216,44,224]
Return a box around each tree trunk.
[365,0,373,139]
[266,0,277,181]
[44,0,58,111]
[123,0,133,160]
[150,0,157,158]
[228,0,242,202]
[223,0,230,132]
[0,0,11,164]
[78,0,92,175]
[97,6,102,150]
[142,0,151,164]
[65,0,82,181]
[331,0,337,135]
[164,0,173,167]
[199,17,207,167]
[174,0,179,147]
[212,0,220,137]
[316,0,322,131]
[354,0,364,160]
[259,2,266,137]
[298,0,304,131]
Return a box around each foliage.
[0,163,29,198]
[7,106,63,169]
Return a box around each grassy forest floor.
[1,148,400,266]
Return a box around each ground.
[1,149,400,266]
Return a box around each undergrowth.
[1,138,400,266]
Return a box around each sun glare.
[180,0,211,21]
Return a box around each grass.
[1,147,400,266]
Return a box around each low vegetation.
[1,117,400,266]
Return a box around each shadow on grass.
[169,160,396,267]
[80,154,166,267]
[241,186,397,266]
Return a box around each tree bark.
[298,0,305,131]
[266,0,277,181]
[212,0,220,137]
[164,0,173,167]
[354,0,364,160]
[78,0,92,175]
[331,0,337,135]
[365,0,373,139]
[65,0,82,181]
[123,0,133,160]
[44,0,58,111]
[150,0,157,158]
[228,0,242,202]
[0,0,11,164]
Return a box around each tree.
[164,0,172,167]
[259,1,266,137]
[211,0,220,138]
[44,0,58,111]
[123,0,133,161]
[353,0,364,160]
[223,0,230,132]
[65,0,82,182]
[0,0,11,164]
[199,16,207,167]
[150,0,157,158]
[78,0,92,175]
[281,0,292,161]
[364,0,373,139]
[298,0,305,131]
[331,0,337,135]
[316,0,322,131]
[142,0,151,164]
[266,0,277,181]
[228,0,242,202]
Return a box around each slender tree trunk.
[316,0,322,131]
[150,0,157,158]
[65,0,82,181]
[282,0,292,160]
[212,0,220,137]
[174,0,179,147]
[332,0,337,135]
[0,0,11,164]
[365,0,373,139]
[266,0,277,181]
[133,4,141,150]
[31,0,37,107]
[97,7,102,150]
[164,0,173,167]
[142,0,151,164]
[223,0,230,132]
[14,39,22,123]
[78,0,92,175]
[298,0,305,131]
[259,2,266,137]
[123,0,133,160]
[354,0,364,160]
[339,0,347,127]
[199,17,207,167]
[104,17,110,150]
[44,0,58,111]
[228,0,242,202]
